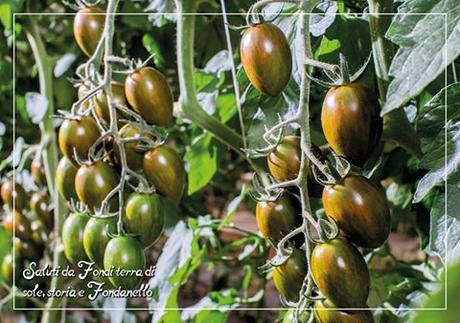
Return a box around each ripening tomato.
[30,192,53,227]
[58,116,100,166]
[62,212,90,265]
[311,238,370,308]
[123,192,164,248]
[272,249,308,302]
[255,194,301,244]
[73,7,105,57]
[30,158,47,186]
[83,216,117,268]
[114,124,151,171]
[56,157,78,202]
[103,236,145,289]
[125,66,173,127]
[321,83,382,166]
[75,161,120,211]
[3,210,32,241]
[93,82,128,125]
[240,23,292,96]
[314,299,375,323]
[1,179,27,211]
[282,308,310,323]
[322,174,390,248]
[267,136,323,197]
[143,145,185,204]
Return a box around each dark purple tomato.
[321,83,382,166]
[93,82,128,125]
[73,7,105,57]
[255,194,301,244]
[143,145,185,204]
[75,161,120,211]
[3,210,32,241]
[58,116,100,166]
[322,174,390,248]
[240,23,292,96]
[267,136,323,197]
[314,299,375,323]
[311,238,370,308]
[125,67,173,127]
[272,249,308,302]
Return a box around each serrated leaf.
[25,92,48,124]
[383,0,460,114]
[53,53,76,78]
[427,185,460,264]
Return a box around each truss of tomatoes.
[243,21,388,322]
[54,6,186,290]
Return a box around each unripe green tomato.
[62,212,90,265]
[273,249,308,302]
[75,161,120,212]
[30,158,47,186]
[125,66,173,127]
[322,175,390,248]
[143,145,185,204]
[3,210,32,241]
[267,136,324,198]
[73,7,105,57]
[314,299,375,323]
[104,236,145,289]
[240,23,292,96]
[321,83,381,166]
[56,157,78,202]
[123,192,164,248]
[282,308,309,323]
[58,116,100,166]
[30,192,53,228]
[1,179,27,211]
[311,238,370,308]
[93,81,128,125]
[83,216,117,268]
[255,194,301,244]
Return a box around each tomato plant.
[73,7,105,57]
[83,216,117,268]
[62,212,90,265]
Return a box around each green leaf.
[219,185,248,229]
[414,83,460,202]
[383,0,460,114]
[427,185,460,264]
[412,261,460,322]
[185,133,218,195]
[142,34,166,69]
[181,289,238,323]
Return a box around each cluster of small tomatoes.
[54,5,187,290]
[0,159,51,292]
[241,22,389,322]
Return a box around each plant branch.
[368,0,423,158]
[25,17,67,323]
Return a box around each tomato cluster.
[53,7,186,290]
[1,159,52,287]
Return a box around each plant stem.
[368,0,423,158]
[25,17,67,323]
[175,0,266,173]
